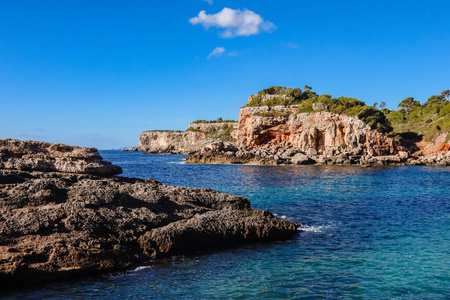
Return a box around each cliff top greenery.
[387,91,450,142]
[192,118,237,124]
[246,86,450,142]
[186,123,236,142]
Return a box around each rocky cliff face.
[187,106,450,166]
[137,131,208,154]
[237,107,398,157]
[134,122,237,154]
[188,122,237,133]
[187,107,405,165]
[0,139,299,288]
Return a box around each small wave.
[273,214,287,219]
[297,223,337,233]
[130,266,152,272]
[167,161,185,165]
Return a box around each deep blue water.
[8,151,450,299]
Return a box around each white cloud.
[189,7,276,38]
[207,47,225,59]
[203,0,213,4]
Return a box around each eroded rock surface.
[0,139,299,288]
[136,131,207,154]
[187,108,450,166]
[131,121,238,154]
[237,109,398,156]
[0,139,122,176]
[188,109,405,165]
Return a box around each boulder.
[292,153,315,165]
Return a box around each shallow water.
[8,151,450,299]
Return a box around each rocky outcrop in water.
[0,139,122,176]
[0,139,299,288]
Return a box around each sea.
[8,151,450,299]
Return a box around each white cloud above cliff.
[189,7,276,38]
[207,47,225,59]
[203,0,213,4]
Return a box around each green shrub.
[439,103,450,117]
[254,111,291,118]
[186,127,201,132]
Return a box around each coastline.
[0,139,300,289]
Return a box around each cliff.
[187,106,449,166]
[0,139,299,288]
[136,130,207,154]
[132,121,237,154]
[187,108,404,165]
[237,107,398,156]
[132,86,450,166]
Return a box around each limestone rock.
[292,153,315,165]
[0,139,299,288]
[137,131,207,154]
[0,139,122,176]
[236,109,398,157]
[136,121,238,154]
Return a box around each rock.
[0,139,122,176]
[137,122,238,154]
[122,147,139,151]
[137,131,206,154]
[292,153,315,165]
[398,151,409,159]
[139,209,297,257]
[211,141,224,151]
[0,139,299,288]
[186,108,411,165]
[333,154,349,164]
[236,109,398,157]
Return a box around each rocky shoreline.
[0,139,300,288]
[185,140,450,166]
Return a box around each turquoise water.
[8,151,450,299]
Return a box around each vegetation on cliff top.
[247,86,391,134]
[386,90,450,142]
[186,124,236,142]
[247,86,450,141]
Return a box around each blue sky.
[1,0,449,149]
